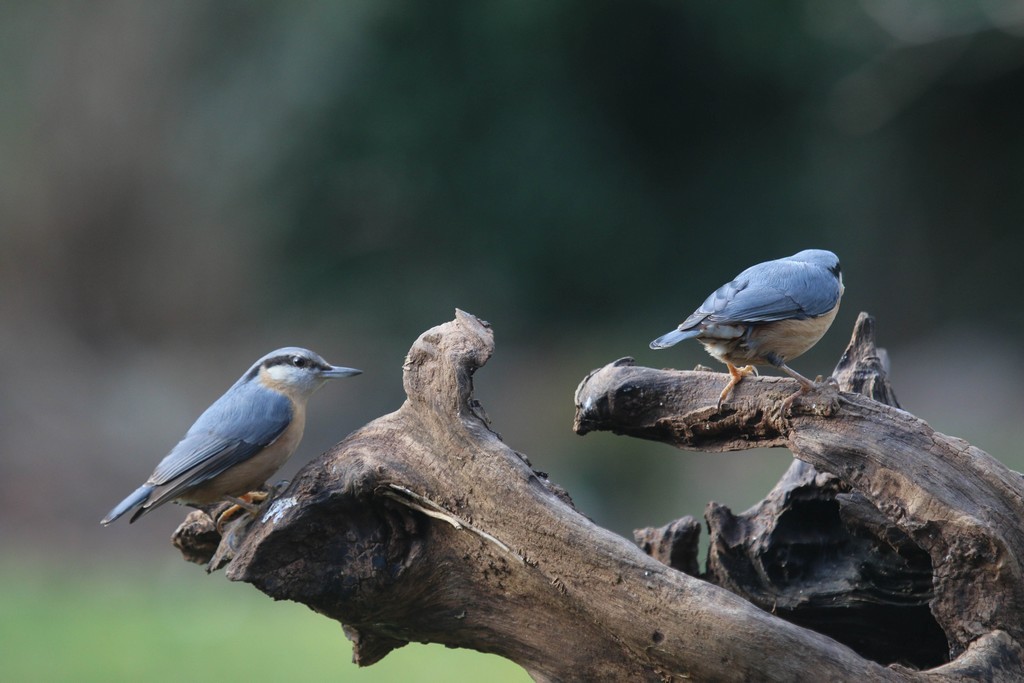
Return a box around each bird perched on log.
[650,249,844,406]
[101,347,361,525]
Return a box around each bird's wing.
[146,384,293,490]
[688,260,841,327]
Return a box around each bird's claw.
[717,364,758,408]
[215,490,270,534]
[782,376,840,417]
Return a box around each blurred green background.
[3,1,1024,680]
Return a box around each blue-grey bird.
[650,249,844,405]
[101,347,361,525]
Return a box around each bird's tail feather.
[100,484,153,526]
[649,328,699,349]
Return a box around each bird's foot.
[718,364,758,407]
[782,375,840,417]
[215,491,270,533]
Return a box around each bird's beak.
[323,365,363,379]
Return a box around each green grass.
[0,558,529,683]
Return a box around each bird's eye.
[291,355,307,368]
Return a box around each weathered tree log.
[629,314,946,668]
[575,312,1024,678]
[173,310,1024,681]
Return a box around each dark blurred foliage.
[259,0,1024,340]
[3,0,1024,548]
[7,0,1024,346]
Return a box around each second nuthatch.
[650,249,844,405]
[101,347,361,525]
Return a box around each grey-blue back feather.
[650,327,702,349]
[140,382,293,509]
[100,484,153,525]
[680,251,841,329]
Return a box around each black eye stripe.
[262,355,327,371]
[265,356,303,368]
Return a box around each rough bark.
[173,310,1024,681]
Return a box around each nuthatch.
[101,347,361,525]
[650,249,844,405]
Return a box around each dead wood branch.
[171,311,1024,681]
[576,312,1024,677]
